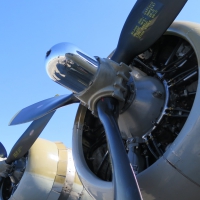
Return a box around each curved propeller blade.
[111,0,187,64]
[97,97,142,200]
[9,93,79,126]
[6,111,55,164]
[0,142,7,158]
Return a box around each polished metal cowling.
[46,42,98,93]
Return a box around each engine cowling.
[72,21,200,200]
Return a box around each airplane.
[1,0,200,199]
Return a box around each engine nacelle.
[0,138,92,200]
[72,21,200,200]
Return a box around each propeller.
[7,0,188,199]
[97,97,142,200]
[9,0,187,126]
[0,142,7,189]
[10,94,79,126]
[0,143,7,159]
[10,0,188,124]
[0,141,7,188]
[6,111,55,164]
[111,0,187,64]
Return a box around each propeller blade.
[97,97,142,200]
[6,111,55,164]
[0,142,8,188]
[9,93,79,125]
[0,142,7,158]
[111,0,187,64]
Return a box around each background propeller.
[0,143,7,159]
[6,111,55,164]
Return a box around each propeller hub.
[46,43,132,115]
[46,42,98,93]
[118,67,165,139]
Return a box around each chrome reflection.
[46,42,99,93]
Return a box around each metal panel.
[163,21,200,186]
[72,105,114,200]
[11,138,58,200]
[137,157,200,200]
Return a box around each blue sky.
[0,0,199,154]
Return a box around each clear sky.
[0,0,199,154]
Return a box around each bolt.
[89,81,93,86]
[127,100,131,104]
[127,137,136,144]
[153,91,163,98]
[130,89,135,94]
